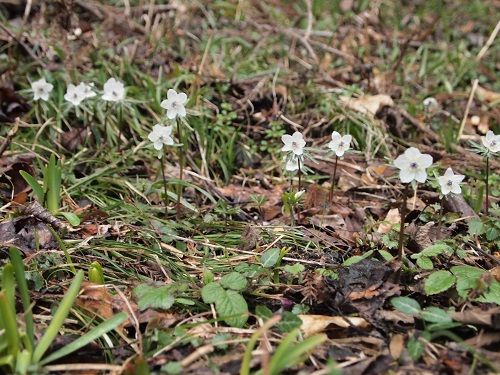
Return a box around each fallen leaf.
[377,208,400,234]
[389,334,405,359]
[340,94,394,118]
[476,85,500,103]
[298,314,369,336]
[76,282,114,319]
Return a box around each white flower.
[481,131,500,153]
[31,78,53,101]
[102,78,125,102]
[294,190,305,200]
[285,157,299,172]
[161,89,188,119]
[328,131,352,157]
[437,168,465,195]
[148,124,174,151]
[81,82,96,99]
[281,132,306,156]
[64,83,86,106]
[394,147,433,183]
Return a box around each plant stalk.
[160,151,169,216]
[176,119,184,216]
[397,185,409,261]
[485,156,490,215]
[329,155,339,203]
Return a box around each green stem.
[161,151,169,216]
[329,155,339,203]
[297,159,302,192]
[176,119,184,216]
[103,102,110,142]
[397,185,409,261]
[117,103,123,150]
[485,156,490,215]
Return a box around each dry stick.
[485,156,490,216]
[397,185,409,261]
[160,152,169,216]
[457,79,478,142]
[329,155,339,203]
[0,119,19,158]
[476,20,500,61]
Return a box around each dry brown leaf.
[298,314,368,336]
[377,208,400,234]
[389,334,405,359]
[476,85,500,103]
[340,94,394,118]
[76,282,114,319]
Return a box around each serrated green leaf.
[420,243,453,257]
[421,307,452,323]
[416,256,434,270]
[478,280,500,305]
[217,290,248,327]
[424,270,455,295]
[220,272,247,291]
[201,282,225,304]
[255,305,273,320]
[451,265,485,298]
[390,297,421,316]
[283,263,305,275]
[277,311,302,333]
[134,284,175,311]
[261,248,280,268]
[468,218,484,236]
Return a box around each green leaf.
[216,290,248,328]
[277,311,302,333]
[451,265,485,298]
[134,284,175,311]
[58,212,81,226]
[424,270,455,295]
[416,257,434,270]
[220,272,247,291]
[261,248,280,268]
[407,337,425,361]
[421,307,452,323]
[283,263,305,275]
[378,250,394,261]
[255,305,273,320]
[19,170,44,203]
[343,250,374,266]
[390,297,421,316]
[40,312,128,365]
[32,270,84,363]
[162,362,183,375]
[478,280,500,305]
[201,282,225,304]
[419,243,453,258]
[468,218,484,236]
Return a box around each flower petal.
[177,92,188,104]
[418,154,433,168]
[167,89,177,100]
[415,169,428,183]
[400,169,415,183]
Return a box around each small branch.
[0,118,19,158]
[457,79,478,142]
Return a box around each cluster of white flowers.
[147,89,188,155]
[30,77,125,106]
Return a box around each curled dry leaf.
[377,208,400,234]
[340,94,394,118]
[298,314,369,337]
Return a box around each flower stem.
[103,102,110,142]
[397,184,409,261]
[485,156,490,216]
[297,159,302,192]
[329,155,339,203]
[176,119,184,216]
[117,103,123,150]
[160,151,169,216]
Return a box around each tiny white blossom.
[394,147,433,183]
[284,155,300,172]
[81,82,96,99]
[281,131,306,156]
[481,131,500,153]
[31,78,53,101]
[161,89,188,119]
[102,78,125,102]
[328,131,352,157]
[437,167,465,196]
[294,190,305,200]
[64,83,86,106]
[148,124,174,152]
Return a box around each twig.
[476,20,500,61]
[457,79,478,142]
